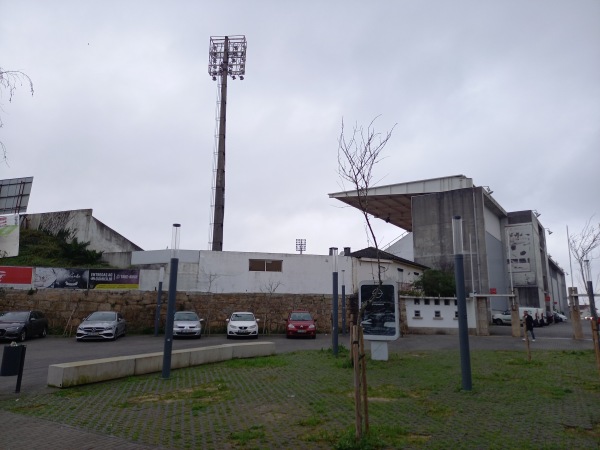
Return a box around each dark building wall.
[412,187,490,295]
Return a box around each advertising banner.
[0,214,20,258]
[0,266,33,285]
[359,282,399,341]
[507,224,537,286]
[34,268,89,289]
[89,269,139,289]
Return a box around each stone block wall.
[0,288,341,336]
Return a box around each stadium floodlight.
[207,35,247,252]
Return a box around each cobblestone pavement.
[0,324,595,449]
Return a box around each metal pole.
[453,216,472,391]
[330,247,339,356]
[341,270,346,335]
[162,224,181,379]
[154,266,164,337]
[211,37,229,251]
[333,271,339,357]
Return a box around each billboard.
[0,266,33,285]
[359,282,399,341]
[0,214,20,258]
[34,268,89,289]
[89,269,139,289]
[507,224,537,286]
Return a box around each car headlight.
[6,326,20,332]
[308,324,315,329]
[287,324,296,330]
[229,325,238,330]
[249,324,257,330]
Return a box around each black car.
[0,310,49,342]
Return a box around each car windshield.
[290,312,312,321]
[231,313,254,322]
[1,311,28,321]
[86,312,116,322]
[174,312,198,321]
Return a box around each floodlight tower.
[208,35,247,251]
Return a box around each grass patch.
[1,349,598,449]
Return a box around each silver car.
[173,311,203,338]
[76,311,127,341]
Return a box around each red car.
[285,311,316,338]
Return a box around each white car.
[226,311,259,339]
[492,310,512,325]
[173,311,203,338]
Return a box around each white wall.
[133,249,424,295]
[403,297,477,329]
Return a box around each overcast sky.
[1,1,599,288]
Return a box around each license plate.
[297,330,306,333]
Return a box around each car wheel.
[18,329,27,342]
[493,319,502,325]
[40,326,48,338]
[226,335,231,339]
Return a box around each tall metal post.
[162,224,181,379]
[330,247,339,356]
[208,35,247,251]
[341,269,346,335]
[154,266,165,337]
[453,216,472,391]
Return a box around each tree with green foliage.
[413,268,456,297]
[1,228,107,268]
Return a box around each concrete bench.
[47,341,275,388]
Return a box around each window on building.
[444,299,450,306]
[414,299,420,305]
[454,311,459,318]
[454,300,458,306]
[414,310,421,318]
[434,311,441,318]
[434,299,440,305]
[424,299,430,305]
[249,259,283,272]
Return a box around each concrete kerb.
[48,341,275,388]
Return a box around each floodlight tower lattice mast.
[208,35,247,251]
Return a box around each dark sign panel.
[359,282,399,341]
[34,268,89,289]
[0,266,33,285]
[89,269,139,289]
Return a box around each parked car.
[0,310,48,342]
[76,311,127,341]
[173,311,204,338]
[285,310,317,338]
[554,312,568,323]
[226,311,259,339]
[492,310,512,325]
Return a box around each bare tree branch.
[337,116,396,260]
[568,216,600,286]
[0,68,35,162]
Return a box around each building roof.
[329,174,505,231]
[350,246,428,270]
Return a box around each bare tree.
[337,116,396,286]
[568,216,600,288]
[0,68,34,162]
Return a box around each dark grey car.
[0,310,49,342]
[76,311,127,341]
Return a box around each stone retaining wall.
[0,288,343,335]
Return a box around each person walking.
[522,310,536,342]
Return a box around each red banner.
[0,266,33,285]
